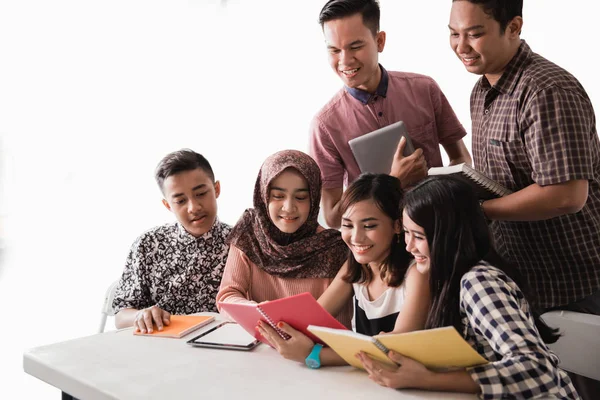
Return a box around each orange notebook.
[133,315,215,338]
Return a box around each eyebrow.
[270,186,309,193]
[326,39,365,50]
[403,226,426,235]
[448,24,485,31]
[171,184,207,198]
[342,217,378,222]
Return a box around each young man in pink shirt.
[310,0,472,228]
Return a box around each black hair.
[404,176,559,344]
[453,0,522,32]
[339,173,411,287]
[154,149,215,192]
[319,0,380,36]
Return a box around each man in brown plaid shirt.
[449,1,600,397]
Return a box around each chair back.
[98,280,120,333]
[542,310,600,380]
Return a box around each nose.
[351,227,364,243]
[456,35,470,54]
[188,199,202,214]
[405,235,415,253]
[281,197,296,212]
[339,50,353,68]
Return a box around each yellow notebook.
[307,325,488,370]
[133,315,215,338]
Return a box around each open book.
[218,292,348,346]
[428,163,512,199]
[307,325,488,370]
[133,315,215,338]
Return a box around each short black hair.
[318,0,380,36]
[155,149,215,191]
[454,0,522,32]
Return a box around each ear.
[162,198,172,212]
[214,180,221,199]
[393,218,402,235]
[376,30,386,52]
[506,16,523,38]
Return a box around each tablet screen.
[188,322,259,349]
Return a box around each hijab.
[227,150,347,278]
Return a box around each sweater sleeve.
[216,245,258,311]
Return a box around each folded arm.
[482,179,588,221]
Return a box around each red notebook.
[218,292,348,346]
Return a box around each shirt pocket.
[485,138,533,190]
[407,121,441,166]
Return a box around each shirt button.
[484,109,490,115]
[378,112,383,117]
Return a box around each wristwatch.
[305,343,323,369]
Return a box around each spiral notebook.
[307,325,488,370]
[428,163,512,199]
[218,292,348,346]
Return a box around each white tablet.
[187,322,260,351]
[348,121,415,174]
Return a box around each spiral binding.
[463,165,512,197]
[257,306,291,340]
[373,339,390,354]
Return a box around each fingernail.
[258,321,262,326]
[277,322,283,328]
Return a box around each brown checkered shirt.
[471,40,600,308]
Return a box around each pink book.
[218,292,348,346]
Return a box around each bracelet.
[479,200,488,220]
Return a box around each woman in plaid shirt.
[357,176,579,399]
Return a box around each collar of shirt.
[344,64,389,105]
[477,40,531,95]
[176,217,223,246]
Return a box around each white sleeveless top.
[352,282,405,336]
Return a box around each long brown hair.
[404,176,559,343]
[339,173,411,287]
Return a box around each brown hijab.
[227,150,347,278]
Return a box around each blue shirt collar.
[344,64,388,105]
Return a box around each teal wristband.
[305,343,323,369]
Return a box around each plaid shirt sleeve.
[112,235,153,313]
[460,267,577,399]
[521,86,596,186]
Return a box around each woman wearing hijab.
[216,150,352,326]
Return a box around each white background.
[0,0,598,397]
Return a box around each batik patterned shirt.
[113,219,231,314]
[461,264,579,399]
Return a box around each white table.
[23,313,477,400]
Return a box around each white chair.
[98,280,120,333]
[542,310,600,380]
